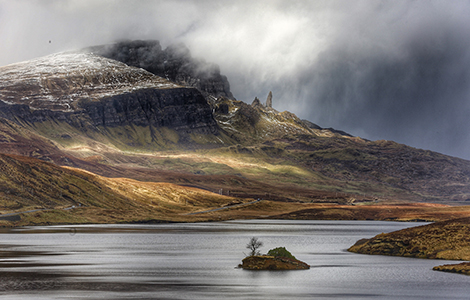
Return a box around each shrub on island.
[267,247,296,260]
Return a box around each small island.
[241,254,310,270]
[240,238,310,270]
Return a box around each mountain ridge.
[0,40,469,228]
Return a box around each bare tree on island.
[246,237,263,256]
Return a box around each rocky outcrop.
[0,87,217,132]
[251,92,273,109]
[88,40,234,100]
[251,97,263,108]
[241,255,310,270]
[266,91,273,108]
[214,96,334,144]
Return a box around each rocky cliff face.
[0,52,220,148]
[80,88,217,132]
[88,40,234,100]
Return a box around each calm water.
[0,220,468,299]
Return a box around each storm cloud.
[1,0,470,159]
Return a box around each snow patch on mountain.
[0,52,183,111]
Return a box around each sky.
[1,0,470,159]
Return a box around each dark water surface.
[0,220,468,299]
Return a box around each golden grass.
[348,217,470,261]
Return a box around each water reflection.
[0,220,468,299]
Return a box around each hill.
[3,151,469,227]
[0,152,260,225]
[0,40,470,226]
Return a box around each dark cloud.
[1,0,470,159]
[284,2,470,159]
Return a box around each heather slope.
[0,152,253,226]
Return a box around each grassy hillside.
[348,217,470,276]
[0,153,254,226]
[348,217,470,260]
[4,152,470,227]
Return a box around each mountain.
[0,40,470,226]
[0,51,226,151]
[87,40,234,100]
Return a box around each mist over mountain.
[1,1,470,160]
[88,40,234,100]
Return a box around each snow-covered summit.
[0,51,182,111]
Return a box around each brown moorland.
[3,152,470,227]
[348,217,470,275]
